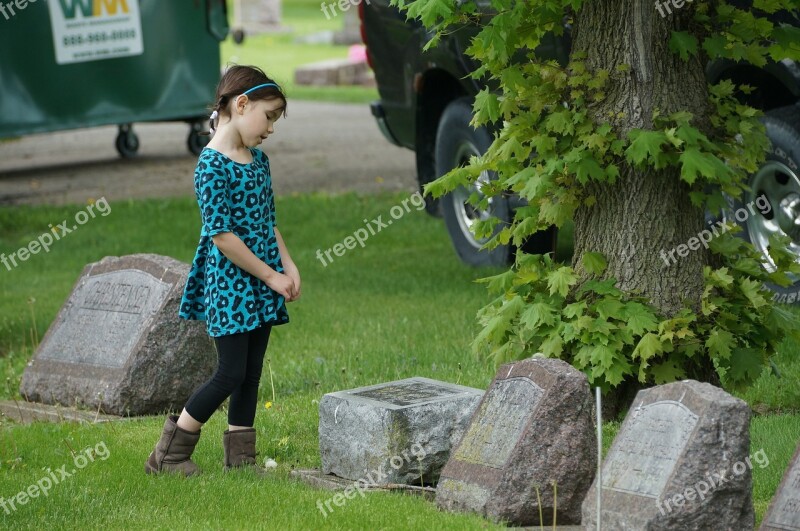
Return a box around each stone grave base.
[290,468,436,500]
[294,58,374,86]
[290,468,583,529]
[0,399,134,424]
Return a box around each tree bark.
[571,0,711,317]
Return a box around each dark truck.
[357,1,800,304]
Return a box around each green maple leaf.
[650,357,686,384]
[771,25,800,61]
[547,266,578,297]
[582,252,607,276]
[520,302,557,330]
[474,89,501,123]
[633,333,663,361]
[623,302,659,335]
[540,334,564,357]
[753,0,783,13]
[595,298,625,320]
[706,328,735,359]
[625,130,667,165]
[578,278,622,297]
[727,348,765,383]
[740,278,769,308]
[574,156,605,184]
[406,0,453,26]
[703,35,729,58]
[679,148,729,185]
[669,31,699,61]
[545,110,575,135]
[590,344,618,370]
[563,301,588,319]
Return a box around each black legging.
[184,324,272,426]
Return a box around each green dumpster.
[0,0,229,157]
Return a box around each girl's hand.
[284,262,301,302]
[264,271,297,301]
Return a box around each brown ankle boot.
[144,414,202,476]
[222,428,269,476]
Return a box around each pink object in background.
[348,45,367,63]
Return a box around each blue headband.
[242,83,280,95]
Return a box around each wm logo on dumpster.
[58,0,130,19]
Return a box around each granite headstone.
[761,440,800,531]
[20,254,216,416]
[319,377,483,485]
[582,380,753,530]
[435,357,596,526]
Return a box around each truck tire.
[732,104,800,304]
[436,98,512,267]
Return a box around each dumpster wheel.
[232,28,245,45]
[115,124,139,158]
[188,123,209,156]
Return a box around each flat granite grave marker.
[319,377,483,485]
[761,441,800,531]
[435,357,596,526]
[19,254,215,416]
[582,380,753,530]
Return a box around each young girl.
[145,65,300,477]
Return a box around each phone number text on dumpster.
[62,30,137,46]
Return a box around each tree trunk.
[571,0,711,318]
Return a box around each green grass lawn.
[0,193,798,529]
[220,0,380,104]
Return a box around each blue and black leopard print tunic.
[179,146,289,337]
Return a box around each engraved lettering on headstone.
[353,381,460,406]
[453,377,543,470]
[602,400,698,499]
[767,460,800,530]
[82,281,151,314]
[37,270,170,368]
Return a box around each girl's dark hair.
[207,64,287,134]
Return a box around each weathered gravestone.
[582,380,753,530]
[435,357,596,526]
[761,441,800,531]
[19,254,215,416]
[319,377,483,485]
[239,0,284,34]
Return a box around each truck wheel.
[732,105,800,304]
[115,124,139,158]
[187,123,209,156]
[436,98,512,267]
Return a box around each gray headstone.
[319,377,483,485]
[761,441,800,531]
[238,0,287,34]
[332,4,362,45]
[582,380,754,530]
[294,58,371,87]
[435,357,596,526]
[19,254,216,416]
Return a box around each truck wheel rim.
[451,141,496,249]
[746,160,800,277]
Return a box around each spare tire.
[732,104,800,304]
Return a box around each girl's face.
[231,96,284,147]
